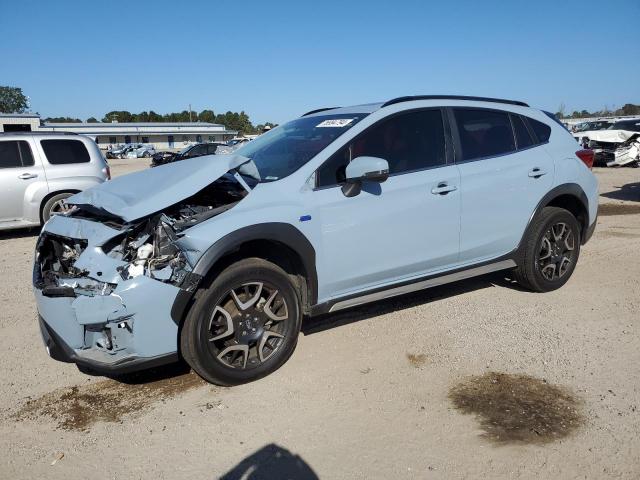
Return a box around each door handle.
[431,183,457,195]
[528,168,547,178]
[18,173,37,180]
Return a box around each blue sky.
[1,0,638,123]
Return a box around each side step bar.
[328,259,517,313]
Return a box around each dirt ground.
[0,159,638,479]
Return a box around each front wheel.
[513,206,581,292]
[180,258,302,386]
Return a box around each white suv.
[33,96,598,385]
[0,132,109,230]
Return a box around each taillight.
[575,149,594,169]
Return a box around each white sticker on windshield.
[316,118,355,128]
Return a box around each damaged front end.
[608,134,640,167]
[33,171,249,374]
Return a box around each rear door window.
[511,114,535,149]
[316,109,447,187]
[0,140,34,168]
[453,109,516,161]
[41,139,90,164]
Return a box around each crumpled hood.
[586,129,637,143]
[68,154,250,222]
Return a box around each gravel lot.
[0,159,638,479]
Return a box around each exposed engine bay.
[35,174,248,296]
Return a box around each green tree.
[44,116,82,123]
[0,86,29,113]
[148,110,163,122]
[619,103,640,116]
[198,109,216,123]
[86,117,98,123]
[102,111,133,122]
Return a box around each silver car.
[126,144,156,158]
[0,132,109,230]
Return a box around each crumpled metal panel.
[67,154,251,222]
[44,214,122,246]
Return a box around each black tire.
[143,151,151,158]
[41,192,74,223]
[513,206,581,292]
[180,258,302,386]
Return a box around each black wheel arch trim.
[171,222,318,325]
[521,183,593,248]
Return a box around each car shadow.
[219,444,318,480]
[101,274,522,385]
[601,182,640,202]
[106,361,193,385]
[302,272,521,336]
[0,226,39,240]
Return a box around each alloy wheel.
[537,222,575,281]
[50,198,72,216]
[207,282,289,369]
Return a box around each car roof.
[0,131,79,137]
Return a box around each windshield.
[609,121,640,132]
[235,113,368,181]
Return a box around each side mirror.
[342,156,389,197]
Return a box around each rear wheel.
[180,258,302,386]
[42,192,74,223]
[513,207,581,292]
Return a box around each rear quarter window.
[528,119,552,143]
[41,139,90,165]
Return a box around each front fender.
[170,222,317,325]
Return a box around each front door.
[0,140,46,223]
[307,108,461,301]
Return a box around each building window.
[109,136,117,144]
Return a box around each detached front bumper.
[33,215,185,375]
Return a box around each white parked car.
[576,119,640,165]
[0,132,109,230]
[126,144,156,158]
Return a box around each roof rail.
[301,107,340,117]
[382,95,529,108]
[0,131,79,135]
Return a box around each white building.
[0,113,237,151]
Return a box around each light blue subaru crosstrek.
[33,96,598,385]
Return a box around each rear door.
[308,108,461,300]
[452,108,555,263]
[0,139,46,223]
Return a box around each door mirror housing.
[342,156,389,197]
